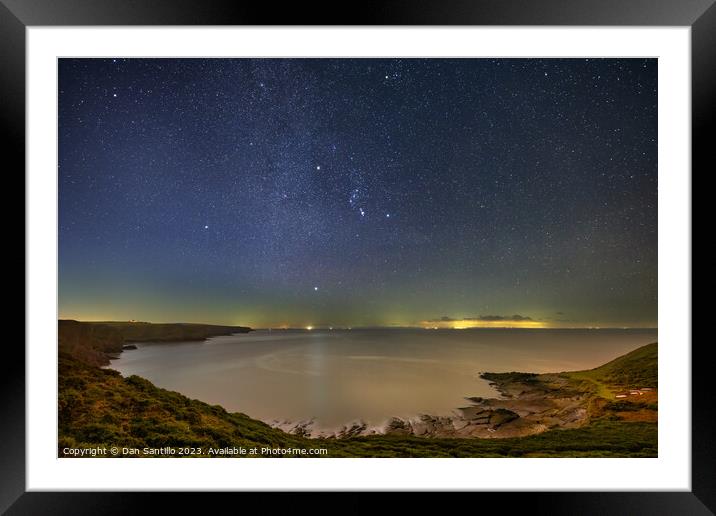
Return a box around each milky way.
[58,58,657,328]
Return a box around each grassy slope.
[58,322,658,457]
[59,353,310,453]
[58,352,656,457]
[563,342,658,398]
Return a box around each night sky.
[58,59,657,328]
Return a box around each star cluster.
[58,58,657,328]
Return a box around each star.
[58,58,657,329]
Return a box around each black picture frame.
[6,0,706,512]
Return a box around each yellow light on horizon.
[306,326,313,331]
[421,319,549,330]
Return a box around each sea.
[109,328,657,431]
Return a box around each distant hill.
[92,321,251,343]
[58,320,251,367]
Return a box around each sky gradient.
[58,58,657,328]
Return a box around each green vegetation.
[58,321,657,458]
[59,352,310,454]
[58,352,656,458]
[587,342,657,387]
[562,342,658,397]
[603,400,658,413]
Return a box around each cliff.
[58,320,251,366]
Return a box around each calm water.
[109,328,657,430]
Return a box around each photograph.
[57,57,659,459]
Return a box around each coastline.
[267,369,648,440]
[108,327,657,441]
[59,319,251,367]
[58,320,658,457]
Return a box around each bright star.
[314,286,318,291]
[112,93,117,97]
[316,165,321,170]
[386,213,390,218]
[204,225,209,229]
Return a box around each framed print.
[6,0,708,511]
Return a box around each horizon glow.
[59,58,657,329]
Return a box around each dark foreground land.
[58,319,251,366]
[58,321,657,457]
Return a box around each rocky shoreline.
[270,371,592,439]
